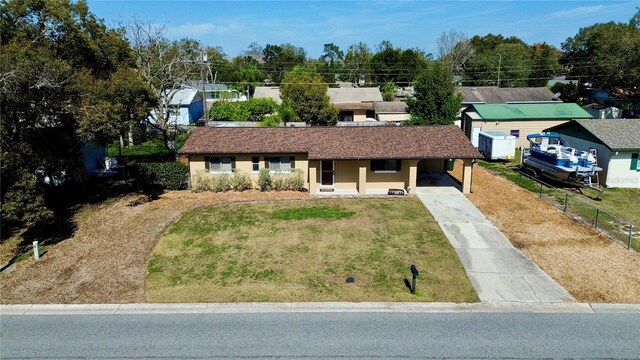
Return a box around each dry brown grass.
[451,162,640,303]
[0,190,308,304]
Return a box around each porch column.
[462,159,473,194]
[408,159,419,194]
[358,160,367,195]
[309,161,318,194]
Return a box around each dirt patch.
[0,190,308,304]
[451,163,640,303]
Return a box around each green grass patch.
[272,206,355,220]
[146,198,478,303]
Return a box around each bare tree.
[124,20,204,157]
[437,30,475,74]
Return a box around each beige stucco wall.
[188,154,309,188]
[333,160,359,190]
[365,160,411,190]
[377,113,411,122]
[605,152,640,188]
[353,109,368,122]
[472,119,570,148]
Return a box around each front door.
[321,160,334,186]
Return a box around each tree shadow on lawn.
[1,174,164,269]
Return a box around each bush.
[209,98,278,122]
[191,172,216,192]
[213,174,232,192]
[259,114,281,127]
[257,168,272,191]
[138,162,189,190]
[190,172,237,192]
[231,170,253,191]
[270,169,305,191]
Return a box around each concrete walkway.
[416,174,575,304]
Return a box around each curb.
[2,302,638,316]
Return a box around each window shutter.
[632,153,639,171]
[396,160,401,171]
[265,157,270,169]
[290,156,295,169]
[231,157,236,172]
[204,157,210,171]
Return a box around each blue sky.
[87,0,638,58]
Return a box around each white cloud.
[167,22,244,38]
[548,5,605,18]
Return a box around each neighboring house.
[180,126,482,194]
[149,88,205,126]
[395,86,414,100]
[253,86,282,104]
[544,119,640,188]
[582,104,623,119]
[459,86,560,107]
[328,87,383,122]
[461,103,593,147]
[253,87,385,122]
[335,81,355,88]
[187,82,243,102]
[374,102,410,122]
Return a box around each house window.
[371,160,401,173]
[631,153,640,172]
[267,156,295,173]
[252,157,260,173]
[510,130,520,138]
[206,157,234,174]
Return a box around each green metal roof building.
[470,103,593,120]
[461,103,594,148]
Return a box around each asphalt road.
[1,312,639,359]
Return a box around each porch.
[308,158,473,195]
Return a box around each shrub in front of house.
[213,174,232,192]
[191,171,249,192]
[137,162,189,190]
[190,172,216,192]
[231,171,252,191]
[271,169,305,191]
[257,168,272,191]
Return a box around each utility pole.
[200,43,209,123]
[497,53,502,88]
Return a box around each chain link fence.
[514,171,638,252]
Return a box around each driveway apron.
[416,174,575,304]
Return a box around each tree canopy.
[406,61,462,125]
[280,67,338,125]
[561,9,640,92]
[1,0,151,232]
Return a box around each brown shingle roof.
[375,101,408,114]
[180,125,482,160]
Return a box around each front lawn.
[146,198,478,303]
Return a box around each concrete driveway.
[416,174,574,304]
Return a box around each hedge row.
[137,162,189,190]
